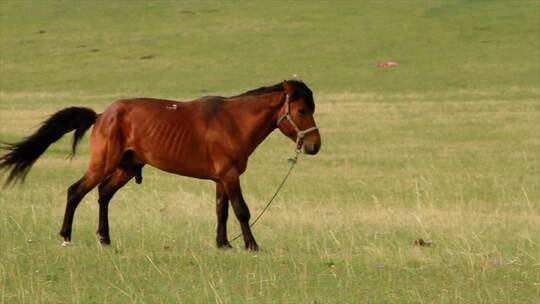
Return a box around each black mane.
[232,80,315,112]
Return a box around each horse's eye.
[298,109,307,116]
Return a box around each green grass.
[1,1,539,303]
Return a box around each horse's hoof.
[98,237,111,245]
[245,242,259,252]
[217,243,233,250]
[217,239,233,249]
[61,240,71,247]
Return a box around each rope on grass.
[230,149,301,242]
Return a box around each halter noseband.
[276,93,319,150]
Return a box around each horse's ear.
[283,81,294,96]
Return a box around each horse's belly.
[146,155,214,180]
[134,139,215,180]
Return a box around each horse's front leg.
[222,176,259,251]
[215,182,232,249]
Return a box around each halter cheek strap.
[276,94,318,150]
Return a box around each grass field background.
[1,1,539,303]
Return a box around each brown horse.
[0,80,320,250]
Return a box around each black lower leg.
[228,185,258,251]
[216,184,231,248]
[238,212,258,250]
[59,180,83,242]
[95,165,135,245]
[97,192,112,244]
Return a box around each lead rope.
[230,148,301,242]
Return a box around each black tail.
[0,107,97,185]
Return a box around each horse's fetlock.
[99,236,111,245]
[59,229,71,239]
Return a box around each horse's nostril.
[304,142,320,155]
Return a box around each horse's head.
[276,80,321,155]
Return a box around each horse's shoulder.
[197,96,227,118]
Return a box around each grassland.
[1,1,539,303]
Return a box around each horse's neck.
[231,93,282,156]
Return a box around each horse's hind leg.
[59,124,125,245]
[97,152,142,245]
[59,172,108,245]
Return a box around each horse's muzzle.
[303,141,320,155]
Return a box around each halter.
[276,93,319,151]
